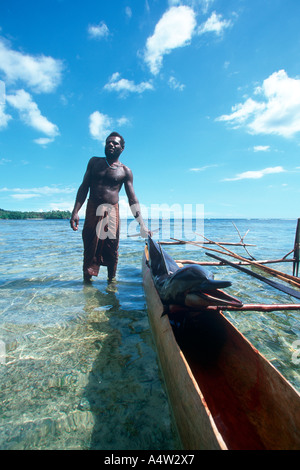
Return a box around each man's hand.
[70,213,79,231]
[140,225,152,238]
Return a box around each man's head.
[106,132,125,149]
[105,132,125,160]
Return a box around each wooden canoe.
[142,245,300,450]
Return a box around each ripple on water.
[0,219,299,449]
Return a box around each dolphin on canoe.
[146,236,243,309]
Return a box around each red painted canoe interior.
[170,309,266,450]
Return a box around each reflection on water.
[0,218,299,449]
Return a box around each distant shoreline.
[0,209,297,222]
[0,209,71,220]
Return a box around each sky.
[0,0,300,219]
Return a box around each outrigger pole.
[206,252,300,301]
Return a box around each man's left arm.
[124,167,151,238]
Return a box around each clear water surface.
[0,218,299,449]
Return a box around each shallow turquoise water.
[0,218,299,449]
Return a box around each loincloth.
[82,199,120,277]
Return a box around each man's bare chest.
[91,159,126,186]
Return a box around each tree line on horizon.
[0,208,72,220]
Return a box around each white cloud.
[116,116,130,126]
[253,145,270,152]
[218,98,265,127]
[125,7,132,19]
[89,111,129,142]
[0,158,11,165]
[200,0,215,13]
[168,0,214,11]
[217,70,300,138]
[0,102,12,129]
[198,11,232,36]
[144,6,197,75]
[88,22,109,39]
[0,80,12,128]
[223,166,285,181]
[49,201,75,211]
[104,72,154,96]
[189,164,218,171]
[3,186,75,195]
[0,38,63,93]
[34,137,55,146]
[6,89,59,140]
[11,193,40,200]
[1,185,75,201]
[168,76,185,91]
[89,111,113,142]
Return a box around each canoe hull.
[142,249,300,450]
[143,254,226,450]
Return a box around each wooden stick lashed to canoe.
[171,236,300,287]
[206,252,300,301]
[175,258,294,266]
[208,304,300,312]
[282,248,296,260]
[231,221,255,259]
[195,232,300,287]
[159,240,256,247]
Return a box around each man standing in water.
[70,132,150,283]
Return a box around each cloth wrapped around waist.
[82,199,120,277]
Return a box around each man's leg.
[82,199,102,283]
[107,262,117,283]
[83,272,92,283]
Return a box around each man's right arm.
[70,158,95,231]
[123,166,151,238]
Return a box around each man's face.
[105,136,123,159]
